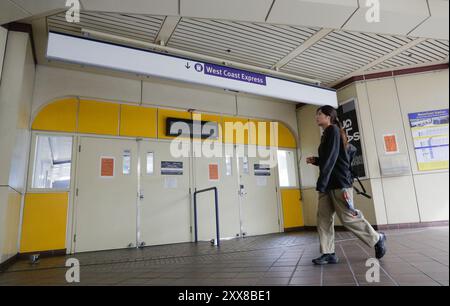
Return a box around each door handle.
[239,185,247,196]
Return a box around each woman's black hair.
[317,105,348,148]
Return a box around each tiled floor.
[0,226,448,286]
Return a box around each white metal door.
[74,137,138,253]
[193,143,241,242]
[237,145,280,237]
[138,140,191,246]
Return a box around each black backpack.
[347,144,372,199]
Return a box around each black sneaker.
[375,232,387,259]
[312,253,339,265]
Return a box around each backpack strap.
[353,175,372,199]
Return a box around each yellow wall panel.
[222,116,250,145]
[20,193,69,253]
[32,98,78,132]
[158,109,192,140]
[277,123,297,148]
[120,105,157,138]
[281,189,304,228]
[78,100,119,136]
[249,119,273,147]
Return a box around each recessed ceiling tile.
[267,0,359,29]
[47,11,165,42]
[167,17,319,68]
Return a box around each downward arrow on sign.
[185,62,191,69]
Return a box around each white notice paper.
[256,176,267,187]
[164,177,178,189]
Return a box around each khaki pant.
[317,188,380,254]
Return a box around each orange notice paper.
[209,164,219,181]
[101,157,114,177]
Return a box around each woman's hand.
[306,157,317,165]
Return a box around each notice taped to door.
[209,163,219,181]
[164,177,178,189]
[100,157,114,177]
[161,161,183,175]
[256,176,268,186]
[254,164,271,176]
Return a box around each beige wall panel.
[0,27,7,81]
[394,70,449,174]
[381,176,420,224]
[237,95,298,139]
[0,187,21,264]
[32,66,142,117]
[413,173,449,222]
[142,79,236,114]
[369,178,388,225]
[297,105,320,189]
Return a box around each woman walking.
[307,105,386,265]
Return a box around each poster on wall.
[383,134,399,154]
[338,100,366,178]
[408,109,449,171]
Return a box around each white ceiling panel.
[10,0,66,14]
[180,0,274,22]
[267,0,359,29]
[80,0,179,16]
[343,0,429,36]
[0,0,30,25]
[409,0,449,40]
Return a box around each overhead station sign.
[46,32,337,107]
[202,63,267,86]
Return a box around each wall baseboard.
[0,253,19,272]
[289,220,449,232]
[18,249,66,260]
[374,220,449,231]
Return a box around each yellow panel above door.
[277,123,297,149]
[222,116,250,145]
[32,98,78,132]
[249,119,273,147]
[120,105,157,138]
[78,100,120,136]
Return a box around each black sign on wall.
[338,100,366,178]
[166,118,219,139]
